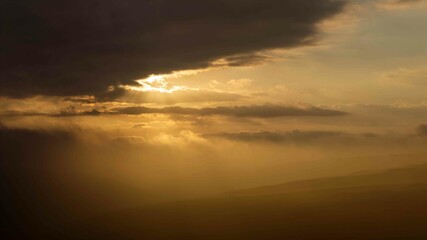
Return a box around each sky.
[1,0,427,203]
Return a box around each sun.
[126,74,186,93]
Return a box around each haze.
[1,0,427,239]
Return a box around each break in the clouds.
[1,0,346,98]
[113,104,347,118]
[120,89,245,104]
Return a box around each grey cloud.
[0,108,102,118]
[131,123,147,129]
[1,0,346,98]
[62,97,96,104]
[377,0,425,8]
[0,104,346,119]
[343,104,427,119]
[205,130,347,143]
[393,0,424,5]
[216,53,275,67]
[417,124,427,136]
[113,104,348,118]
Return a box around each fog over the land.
[2,123,427,212]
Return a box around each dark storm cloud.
[0,0,346,98]
[113,104,348,118]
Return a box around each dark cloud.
[0,104,346,118]
[216,53,275,67]
[378,0,425,8]
[205,130,347,143]
[417,124,427,136]
[113,104,348,118]
[0,108,102,118]
[62,96,96,104]
[394,0,424,5]
[204,130,408,146]
[342,104,427,118]
[1,0,346,98]
[131,123,147,129]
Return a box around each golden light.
[123,69,208,93]
[125,74,186,93]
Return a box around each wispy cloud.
[377,0,426,9]
[381,67,427,85]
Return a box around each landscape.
[1,0,427,239]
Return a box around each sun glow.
[124,69,211,93]
[118,68,212,93]
[137,75,184,93]
[123,74,186,93]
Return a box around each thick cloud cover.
[1,0,346,98]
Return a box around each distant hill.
[226,163,427,197]
[84,164,427,240]
[3,164,427,240]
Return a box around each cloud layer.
[205,130,347,143]
[113,104,347,118]
[1,0,346,98]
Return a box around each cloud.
[417,124,427,136]
[343,103,427,119]
[0,108,102,118]
[131,123,147,129]
[377,0,426,9]
[213,53,276,67]
[204,129,427,145]
[205,130,347,143]
[388,0,424,5]
[113,104,347,118]
[0,103,347,119]
[120,89,245,104]
[382,67,427,85]
[0,0,346,98]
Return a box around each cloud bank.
[113,104,347,118]
[1,0,346,98]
